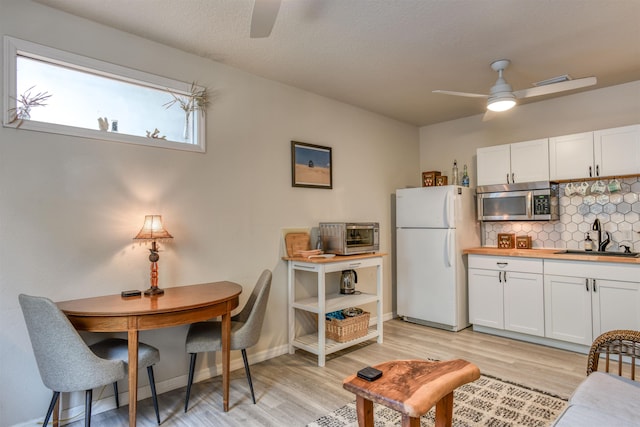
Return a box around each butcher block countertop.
[282,252,387,263]
[464,247,640,265]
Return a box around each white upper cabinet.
[549,125,640,180]
[549,132,594,180]
[510,139,550,183]
[477,144,510,186]
[594,124,640,177]
[477,139,549,186]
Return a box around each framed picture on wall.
[291,141,333,189]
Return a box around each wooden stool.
[343,359,480,427]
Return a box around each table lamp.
[133,215,173,295]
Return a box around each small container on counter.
[584,233,594,251]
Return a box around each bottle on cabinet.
[451,160,459,185]
[461,164,469,187]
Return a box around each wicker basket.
[325,311,370,343]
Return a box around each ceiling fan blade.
[514,76,597,99]
[482,109,498,122]
[433,90,488,98]
[250,0,282,38]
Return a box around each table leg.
[355,395,373,427]
[128,329,139,427]
[53,396,59,427]
[222,310,231,412]
[434,391,454,427]
[401,414,421,427]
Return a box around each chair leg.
[85,389,92,427]
[113,382,119,408]
[184,353,197,413]
[241,348,256,404]
[147,366,161,425]
[43,391,60,427]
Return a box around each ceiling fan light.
[487,95,516,112]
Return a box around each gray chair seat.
[184,269,272,411]
[186,321,247,353]
[90,338,160,368]
[89,338,161,425]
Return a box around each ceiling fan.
[250,0,282,38]
[433,59,597,112]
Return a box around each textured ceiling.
[34,0,640,126]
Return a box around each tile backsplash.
[483,177,640,252]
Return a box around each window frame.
[3,36,206,153]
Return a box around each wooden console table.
[57,281,242,427]
[284,253,385,366]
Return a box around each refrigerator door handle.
[445,189,454,228]
[445,228,453,267]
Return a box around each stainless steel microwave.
[476,181,559,221]
[319,222,380,255]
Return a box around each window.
[3,36,207,152]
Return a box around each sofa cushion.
[553,403,638,427]
[569,372,640,421]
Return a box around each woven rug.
[307,374,567,427]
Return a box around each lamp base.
[144,286,165,296]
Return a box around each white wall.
[420,80,640,187]
[0,1,419,425]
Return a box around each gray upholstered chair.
[19,294,126,427]
[184,269,272,411]
[90,338,161,425]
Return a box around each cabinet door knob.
[589,166,592,177]
[593,279,597,292]
[511,173,515,183]
[585,278,589,291]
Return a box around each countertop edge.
[463,247,640,264]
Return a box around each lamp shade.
[134,215,173,241]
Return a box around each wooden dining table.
[57,281,242,427]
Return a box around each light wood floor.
[68,319,588,426]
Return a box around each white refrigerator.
[396,186,480,331]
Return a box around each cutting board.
[285,232,310,257]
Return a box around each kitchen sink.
[554,249,640,258]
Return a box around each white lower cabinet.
[469,255,544,337]
[469,255,640,350]
[544,260,640,346]
[468,268,503,329]
[544,275,593,345]
[504,271,545,336]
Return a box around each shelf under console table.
[283,253,385,367]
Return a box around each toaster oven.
[319,222,380,255]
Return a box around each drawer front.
[469,254,543,274]
[544,259,639,282]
